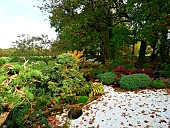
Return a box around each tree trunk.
[138,40,147,67]
[160,29,168,63]
[150,41,157,61]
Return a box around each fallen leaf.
[129,124,133,126]
[150,115,154,118]
[144,120,149,123]
[159,120,167,123]
[141,110,145,113]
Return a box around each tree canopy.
[40,0,170,65]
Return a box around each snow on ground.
[56,86,170,128]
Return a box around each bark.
[150,41,158,61]
[160,29,168,62]
[138,40,147,67]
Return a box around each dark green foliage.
[46,53,92,104]
[60,94,76,104]
[151,80,166,89]
[76,96,88,104]
[160,71,170,78]
[83,68,109,80]
[120,74,151,91]
[56,53,78,69]
[0,63,52,127]
[91,69,104,75]
[97,72,117,85]
[160,63,170,71]
[90,69,109,76]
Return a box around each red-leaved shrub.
[112,66,154,80]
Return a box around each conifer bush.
[97,72,117,85]
[151,80,166,89]
[119,74,151,91]
[47,53,92,103]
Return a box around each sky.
[0,0,57,49]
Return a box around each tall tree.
[40,0,169,64]
[40,0,130,62]
[127,0,170,65]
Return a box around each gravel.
[55,86,170,128]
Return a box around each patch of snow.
[57,86,170,128]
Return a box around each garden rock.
[68,107,83,119]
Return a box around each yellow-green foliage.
[91,82,104,96]
[67,49,85,62]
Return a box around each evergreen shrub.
[120,74,151,91]
[47,53,92,103]
[151,80,166,89]
[97,72,117,85]
[160,71,170,78]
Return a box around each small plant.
[90,82,104,96]
[119,74,151,91]
[76,96,89,104]
[151,80,166,89]
[97,72,117,85]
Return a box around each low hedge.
[119,73,151,91]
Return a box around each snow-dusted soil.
[56,86,170,128]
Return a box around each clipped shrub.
[120,74,151,91]
[151,80,166,89]
[97,72,117,85]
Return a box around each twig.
[2,74,18,86]
[23,59,29,69]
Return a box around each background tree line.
[38,0,170,67]
[1,0,169,68]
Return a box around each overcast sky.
[0,0,57,49]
